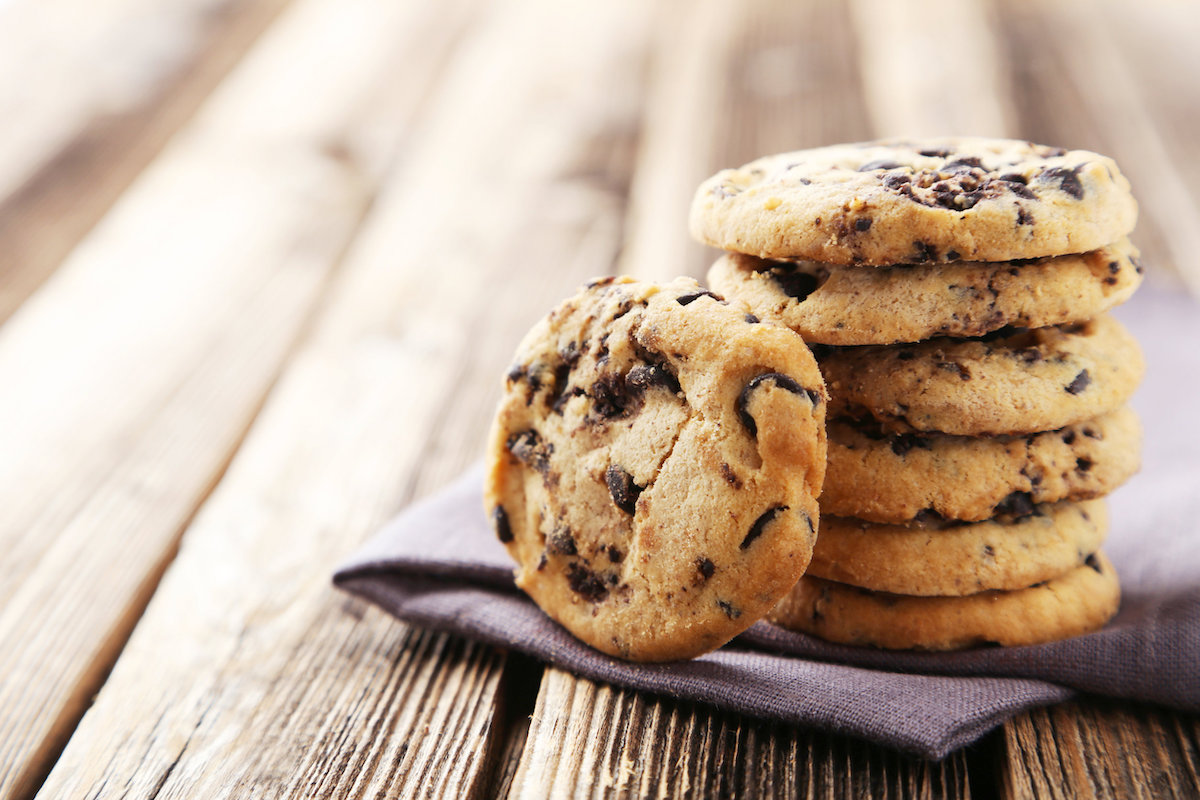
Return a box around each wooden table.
[2,1,1198,797]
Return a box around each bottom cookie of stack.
[770,502,1120,650]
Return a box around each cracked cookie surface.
[823,406,1141,523]
[484,276,827,661]
[809,499,1108,596]
[771,551,1120,650]
[708,239,1143,345]
[690,138,1137,265]
[820,314,1143,436]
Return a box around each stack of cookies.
[693,138,1144,650]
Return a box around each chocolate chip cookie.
[823,406,1141,523]
[820,314,1144,436]
[808,499,1107,596]
[485,276,827,662]
[690,138,1137,265]
[772,552,1120,650]
[708,239,1143,345]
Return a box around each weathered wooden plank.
[994,0,1200,295]
[507,668,973,799]
[1001,700,1200,800]
[0,0,294,323]
[0,0,479,797]
[35,3,655,798]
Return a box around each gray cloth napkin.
[334,287,1200,760]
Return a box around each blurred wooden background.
[0,0,1197,798]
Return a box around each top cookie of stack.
[693,138,1145,650]
[693,138,1142,346]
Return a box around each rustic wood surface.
[1,1,1197,798]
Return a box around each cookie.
[771,552,1120,650]
[820,314,1144,436]
[808,499,1107,596]
[484,276,827,662]
[707,239,1143,346]
[823,406,1141,523]
[690,138,1137,265]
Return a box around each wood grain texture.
[1001,700,1200,800]
[0,0,476,796]
[0,0,294,324]
[508,668,973,799]
[36,2,654,797]
[995,0,1200,295]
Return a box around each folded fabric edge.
[332,572,1073,760]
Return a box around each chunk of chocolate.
[742,505,788,549]
[605,464,643,515]
[1038,165,1085,200]
[737,373,821,438]
[566,563,609,603]
[676,290,721,306]
[506,429,552,475]
[717,600,742,619]
[995,490,1035,518]
[1065,369,1091,395]
[768,263,822,301]
[492,506,513,544]
[696,557,716,579]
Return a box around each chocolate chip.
[492,506,513,543]
[1108,261,1121,275]
[882,173,911,189]
[744,313,760,324]
[854,217,873,232]
[1076,457,1093,473]
[548,526,577,556]
[696,558,716,579]
[919,147,953,158]
[566,563,609,602]
[1065,369,1091,395]
[607,546,624,563]
[859,159,902,171]
[890,433,931,456]
[995,490,1035,518]
[1085,553,1103,573]
[945,249,960,261]
[800,511,815,535]
[769,264,821,301]
[507,429,552,475]
[677,290,721,306]
[605,464,643,515]
[937,360,971,380]
[911,241,938,262]
[717,600,742,619]
[737,373,820,438]
[720,463,742,488]
[1132,256,1144,275]
[626,361,681,397]
[591,372,631,418]
[896,350,915,361]
[1062,430,1077,445]
[587,276,616,289]
[1016,207,1034,226]
[537,553,547,571]
[742,505,788,549]
[1038,165,1085,200]
[983,544,995,558]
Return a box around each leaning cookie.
[809,500,1107,596]
[823,406,1141,523]
[690,138,1137,265]
[771,552,1120,650]
[708,239,1143,346]
[485,276,827,662]
[820,314,1144,436]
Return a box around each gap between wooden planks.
[0,0,482,796]
[35,1,654,798]
[0,0,295,325]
